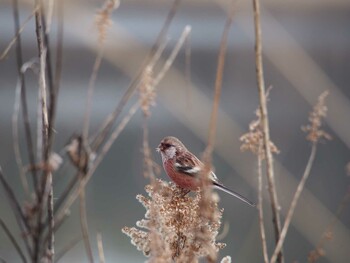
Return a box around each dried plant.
[240,106,280,158]
[302,91,331,143]
[122,179,225,262]
[95,0,120,44]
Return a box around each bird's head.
[157,136,186,160]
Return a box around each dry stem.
[258,152,269,263]
[270,144,317,263]
[0,217,27,263]
[97,232,106,263]
[252,0,283,262]
[79,189,94,263]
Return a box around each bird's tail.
[213,182,256,207]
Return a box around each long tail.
[213,181,256,207]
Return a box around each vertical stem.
[252,0,283,262]
[80,189,94,263]
[12,0,39,196]
[205,7,233,157]
[258,153,269,263]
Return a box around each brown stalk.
[12,0,39,197]
[258,151,269,263]
[205,5,233,157]
[0,217,27,263]
[0,168,32,258]
[34,1,55,261]
[12,76,29,196]
[252,0,283,262]
[97,232,106,263]
[270,144,318,263]
[79,189,94,263]
[1,6,38,60]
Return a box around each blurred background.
[1,0,350,262]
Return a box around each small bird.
[157,136,256,207]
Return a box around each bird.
[157,136,256,207]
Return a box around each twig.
[12,76,29,196]
[258,152,269,263]
[79,189,94,263]
[90,0,182,152]
[12,0,39,196]
[0,167,32,258]
[54,236,82,263]
[53,0,64,104]
[83,47,104,153]
[142,119,156,180]
[204,7,233,157]
[252,0,283,262]
[270,143,318,263]
[185,32,192,109]
[0,218,27,263]
[0,6,38,60]
[97,232,106,263]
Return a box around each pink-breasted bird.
[157,136,256,207]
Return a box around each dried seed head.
[302,91,331,143]
[122,179,225,261]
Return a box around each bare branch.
[252,0,283,262]
[0,218,27,263]
[12,76,29,196]
[0,6,38,60]
[12,0,39,196]
[79,190,94,263]
[204,6,233,158]
[270,144,317,263]
[258,152,269,263]
[97,232,106,263]
[0,168,32,257]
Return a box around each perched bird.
[157,136,256,207]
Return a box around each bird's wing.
[174,152,202,176]
[175,152,218,182]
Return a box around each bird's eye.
[164,143,172,148]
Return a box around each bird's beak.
[156,143,162,153]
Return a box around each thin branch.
[0,167,32,257]
[97,232,106,263]
[12,0,39,196]
[252,0,283,262]
[270,143,318,263]
[82,46,104,161]
[0,6,38,60]
[53,0,64,102]
[54,236,82,263]
[12,76,29,196]
[79,189,94,263]
[0,218,27,263]
[258,152,269,263]
[204,7,233,158]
